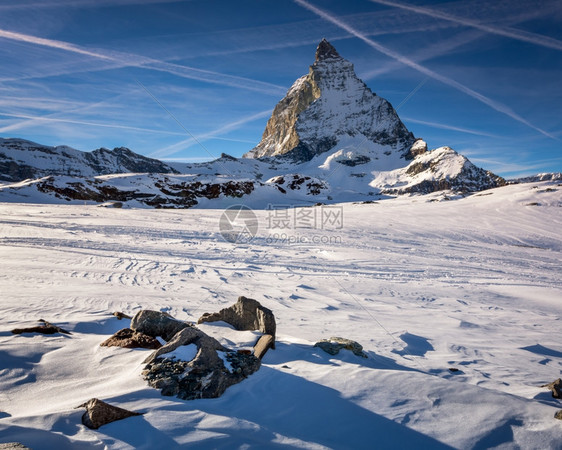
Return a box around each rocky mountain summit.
[0,40,512,207]
[245,39,414,163]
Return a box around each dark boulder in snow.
[112,311,132,320]
[143,326,260,400]
[555,410,562,420]
[11,319,71,335]
[131,310,191,341]
[314,337,367,358]
[78,398,142,430]
[541,378,562,398]
[100,328,162,349]
[198,296,276,347]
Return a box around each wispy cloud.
[294,0,557,140]
[359,29,485,80]
[149,109,271,159]
[0,112,187,136]
[0,0,190,10]
[402,117,500,138]
[0,29,113,60]
[467,155,562,177]
[0,28,285,96]
[369,0,562,52]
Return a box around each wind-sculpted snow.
[0,181,561,448]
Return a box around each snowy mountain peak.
[315,38,341,61]
[245,40,415,162]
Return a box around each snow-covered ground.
[0,181,561,449]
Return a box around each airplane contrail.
[0,28,285,96]
[150,109,272,159]
[294,0,556,140]
[368,0,562,52]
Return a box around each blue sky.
[0,0,560,177]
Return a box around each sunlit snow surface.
[0,181,561,449]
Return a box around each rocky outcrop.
[404,139,428,160]
[11,319,71,335]
[314,337,367,358]
[555,410,562,420]
[131,310,191,341]
[0,444,31,450]
[142,326,260,400]
[267,174,327,195]
[78,398,142,429]
[26,174,256,208]
[100,328,162,349]
[541,378,562,398]
[245,39,414,162]
[198,296,276,347]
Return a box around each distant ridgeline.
[5,39,550,208]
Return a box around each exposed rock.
[405,139,428,160]
[143,326,260,400]
[555,410,562,420]
[11,319,71,335]
[198,296,276,347]
[316,38,341,60]
[267,174,327,195]
[130,310,191,341]
[28,174,256,208]
[336,155,371,167]
[100,328,162,349]
[0,444,31,450]
[541,378,562,398]
[78,398,142,430]
[314,337,367,358]
[113,311,132,320]
[253,334,275,360]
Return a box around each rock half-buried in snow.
[142,326,260,400]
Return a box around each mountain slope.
[372,146,506,194]
[0,138,178,183]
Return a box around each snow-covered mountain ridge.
[0,40,521,207]
[0,137,178,183]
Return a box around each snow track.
[0,181,561,448]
